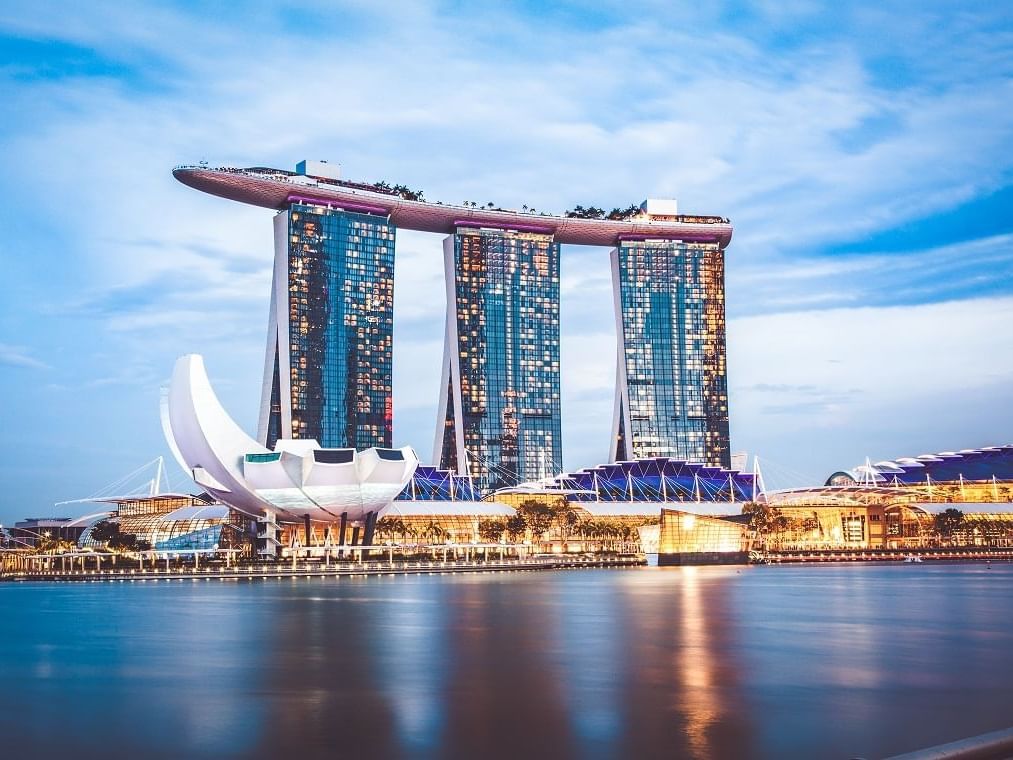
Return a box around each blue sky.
[1,1,1012,524]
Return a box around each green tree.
[478,518,505,543]
[934,508,965,544]
[422,520,448,544]
[577,518,606,551]
[33,534,74,554]
[517,500,554,540]
[742,503,791,549]
[552,502,580,547]
[90,519,146,551]
[90,519,120,544]
[505,514,527,542]
[375,516,407,542]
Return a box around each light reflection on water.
[1,564,1012,759]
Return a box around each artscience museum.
[162,354,419,556]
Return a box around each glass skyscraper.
[435,227,562,492]
[610,239,730,468]
[258,202,395,450]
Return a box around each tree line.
[564,204,643,221]
[378,500,654,553]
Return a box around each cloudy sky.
[1,1,1012,524]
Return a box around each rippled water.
[2,563,1012,759]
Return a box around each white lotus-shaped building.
[161,354,418,526]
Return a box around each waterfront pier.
[0,553,645,583]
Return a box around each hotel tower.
[434,226,562,492]
[609,221,730,468]
[173,162,734,489]
[257,167,396,450]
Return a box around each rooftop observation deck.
[173,165,733,248]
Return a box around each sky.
[1,0,1012,524]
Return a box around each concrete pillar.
[304,514,312,547]
[351,526,361,546]
[363,511,377,547]
[339,513,348,546]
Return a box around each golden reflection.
[677,567,720,759]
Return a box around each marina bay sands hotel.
[174,161,733,493]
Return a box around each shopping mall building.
[760,446,1013,551]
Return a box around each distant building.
[435,227,562,492]
[9,515,107,549]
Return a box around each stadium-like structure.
[826,445,1013,486]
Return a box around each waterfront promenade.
[0,554,645,583]
[764,547,1013,563]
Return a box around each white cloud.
[0,344,50,370]
[727,295,1013,484]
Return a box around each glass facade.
[612,239,729,468]
[267,203,395,449]
[557,458,755,503]
[438,227,562,493]
[77,496,241,552]
[396,466,481,502]
[658,508,749,555]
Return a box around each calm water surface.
[2,564,1012,759]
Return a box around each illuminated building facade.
[259,201,395,449]
[610,237,729,468]
[657,507,750,565]
[435,227,562,492]
[78,494,244,552]
[764,483,1013,550]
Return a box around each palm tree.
[423,520,447,544]
[579,519,606,552]
[619,524,634,553]
[375,516,407,543]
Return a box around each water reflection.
[610,568,753,759]
[2,565,1013,759]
